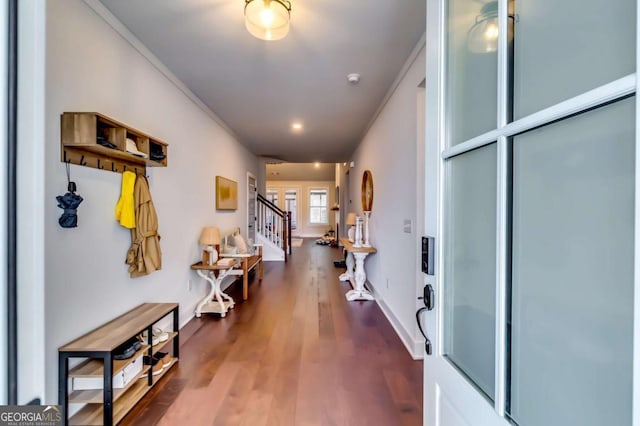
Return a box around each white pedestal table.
[338,237,377,301]
[191,260,240,317]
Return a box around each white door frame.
[423,0,640,423]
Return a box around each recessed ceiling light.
[291,122,303,131]
[347,73,361,84]
[314,162,320,168]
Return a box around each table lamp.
[199,226,221,265]
[346,212,357,243]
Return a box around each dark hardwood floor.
[121,239,423,425]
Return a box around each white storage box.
[122,354,143,383]
[73,355,143,390]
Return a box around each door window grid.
[309,189,328,224]
[438,0,638,418]
[266,189,278,206]
[285,190,297,230]
[507,98,635,425]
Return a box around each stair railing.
[257,193,292,259]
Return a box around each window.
[309,189,328,224]
[439,0,636,421]
[266,189,278,206]
[285,190,297,230]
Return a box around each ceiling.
[266,162,335,181]
[99,0,426,162]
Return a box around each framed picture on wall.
[216,176,238,210]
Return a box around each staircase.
[256,193,292,262]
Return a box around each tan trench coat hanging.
[126,175,162,277]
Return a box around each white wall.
[256,156,268,196]
[348,43,426,358]
[43,0,257,402]
[265,180,336,237]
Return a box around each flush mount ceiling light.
[467,1,514,53]
[291,122,303,131]
[245,0,292,41]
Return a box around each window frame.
[308,188,329,225]
[285,189,298,230]
[436,0,640,419]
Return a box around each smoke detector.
[347,73,361,84]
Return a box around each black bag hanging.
[56,163,83,228]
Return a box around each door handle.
[416,307,432,355]
[417,284,435,310]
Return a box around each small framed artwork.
[215,176,238,210]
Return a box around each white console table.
[339,237,377,301]
[191,260,240,317]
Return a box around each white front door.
[422,0,638,424]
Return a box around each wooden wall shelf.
[59,303,179,426]
[61,112,169,175]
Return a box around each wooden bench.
[220,228,263,300]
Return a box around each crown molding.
[82,0,240,142]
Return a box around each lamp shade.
[245,0,291,41]
[346,212,357,226]
[199,227,221,246]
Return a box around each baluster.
[272,212,276,244]
[269,210,273,243]
[278,216,282,248]
[274,215,278,246]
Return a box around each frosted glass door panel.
[510,97,635,425]
[446,0,498,145]
[513,0,635,119]
[444,144,497,399]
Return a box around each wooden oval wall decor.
[361,170,374,212]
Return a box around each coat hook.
[123,165,127,172]
[97,159,103,169]
[80,155,86,166]
[111,162,114,172]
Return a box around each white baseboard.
[367,283,424,360]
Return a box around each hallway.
[121,240,423,425]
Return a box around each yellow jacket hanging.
[115,171,136,229]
